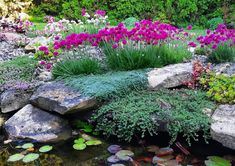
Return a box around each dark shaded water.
[1,132,234,166]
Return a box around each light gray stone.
[0,89,32,113]
[30,82,97,114]
[4,104,72,142]
[148,63,192,90]
[211,105,235,150]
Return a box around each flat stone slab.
[4,104,72,142]
[0,89,32,113]
[211,105,235,150]
[148,63,192,90]
[30,82,97,114]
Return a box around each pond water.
[0,132,234,166]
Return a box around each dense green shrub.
[0,56,37,84]
[208,43,235,64]
[200,74,235,104]
[92,89,215,143]
[62,70,148,101]
[103,43,191,71]
[207,17,224,30]
[29,0,224,28]
[194,46,211,55]
[52,58,101,78]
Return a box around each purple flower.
[212,44,218,49]
[188,41,197,47]
[39,60,46,65]
[206,29,211,35]
[39,46,48,51]
[82,8,86,16]
[53,51,59,56]
[54,36,60,40]
[95,10,106,17]
[112,44,118,49]
[187,24,193,30]
[46,63,52,70]
[122,40,127,45]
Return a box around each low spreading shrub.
[123,17,139,29]
[103,42,191,71]
[207,17,224,30]
[0,56,37,84]
[62,70,148,101]
[200,74,235,104]
[208,42,235,64]
[91,89,215,144]
[52,58,101,78]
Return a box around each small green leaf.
[39,145,53,153]
[22,153,39,163]
[15,146,22,149]
[7,154,24,162]
[85,140,102,146]
[205,156,231,166]
[73,143,86,150]
[22,143,34,149]
[74,138,85,144]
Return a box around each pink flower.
[122,40,127,45]
[187,24,193,30]
[39,60,46,65]
[53,51,59,56]
[212,44,218,49]
[81,8,86,16]
[54,36,60,40]
[112,44,118,49]
[46,63,52,70]
[206,29,211,35]
[188,41,197,47]
[95,10,106,17]
[39,46,48,51]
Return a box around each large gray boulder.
[0,89,33,113]
[4,104,72,142]
[211,105,235,150]
[30,82,97,114]
[148,63,192,90]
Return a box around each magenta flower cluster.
[54,20,188,50]
[196,24,235,49]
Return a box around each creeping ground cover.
[92,89,216,144]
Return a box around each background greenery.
[30,0,235,28]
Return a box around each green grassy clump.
[200,74,235,104]
[103,43,191,71]
[0,56,37,84]
[91,89,215,143]
[62,70,148,101]
[52,58,101,78]
[208,43,235,64]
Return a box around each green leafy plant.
[73,120,99,135]
[52,58,101,78]
[205,156,231,166]
[62,70,148,101]
[200,74,235,104]
[207,17,224,30]
[91,89,215,143]
[123,17,139,28]
[103,42,191,71]
[208,43,235,64]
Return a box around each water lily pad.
[73,143,86,150]
[205,156,231,166]
[115,150,134,161]
[7,154,24,162]
[22,153,39,163]
[15,146,22,149]
[22,143,34,149]
[108,145,122,154]
[156,147,174,156]
[74,138,85,144]
[107,155,121,163]
[86,140,102,146]
[39,145,53,153]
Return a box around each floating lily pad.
[15,146,22,149]
[22,143,34,149]
[107,155,120,163]
[39,145,53,153]
[7,154,25,162]
[108,145,122,154]
[205,156,231,166]
[22,153,39,163]
[73,143,86,150]
[156,147,174,156]
[74,138,85,144]
[115,150,134,161]
[86,140,102,146]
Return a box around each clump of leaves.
[208,43,235,64]
[73,137,102,151]
[62,70,148,101]
[200,73,235,104]
[52,58,101,78]
[194,46,211,55]
[73,120,99,135]
[91,89,215,144]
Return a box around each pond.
[1,132,234,166]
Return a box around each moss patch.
[91,89,216,144]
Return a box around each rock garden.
[0,0,235,165]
